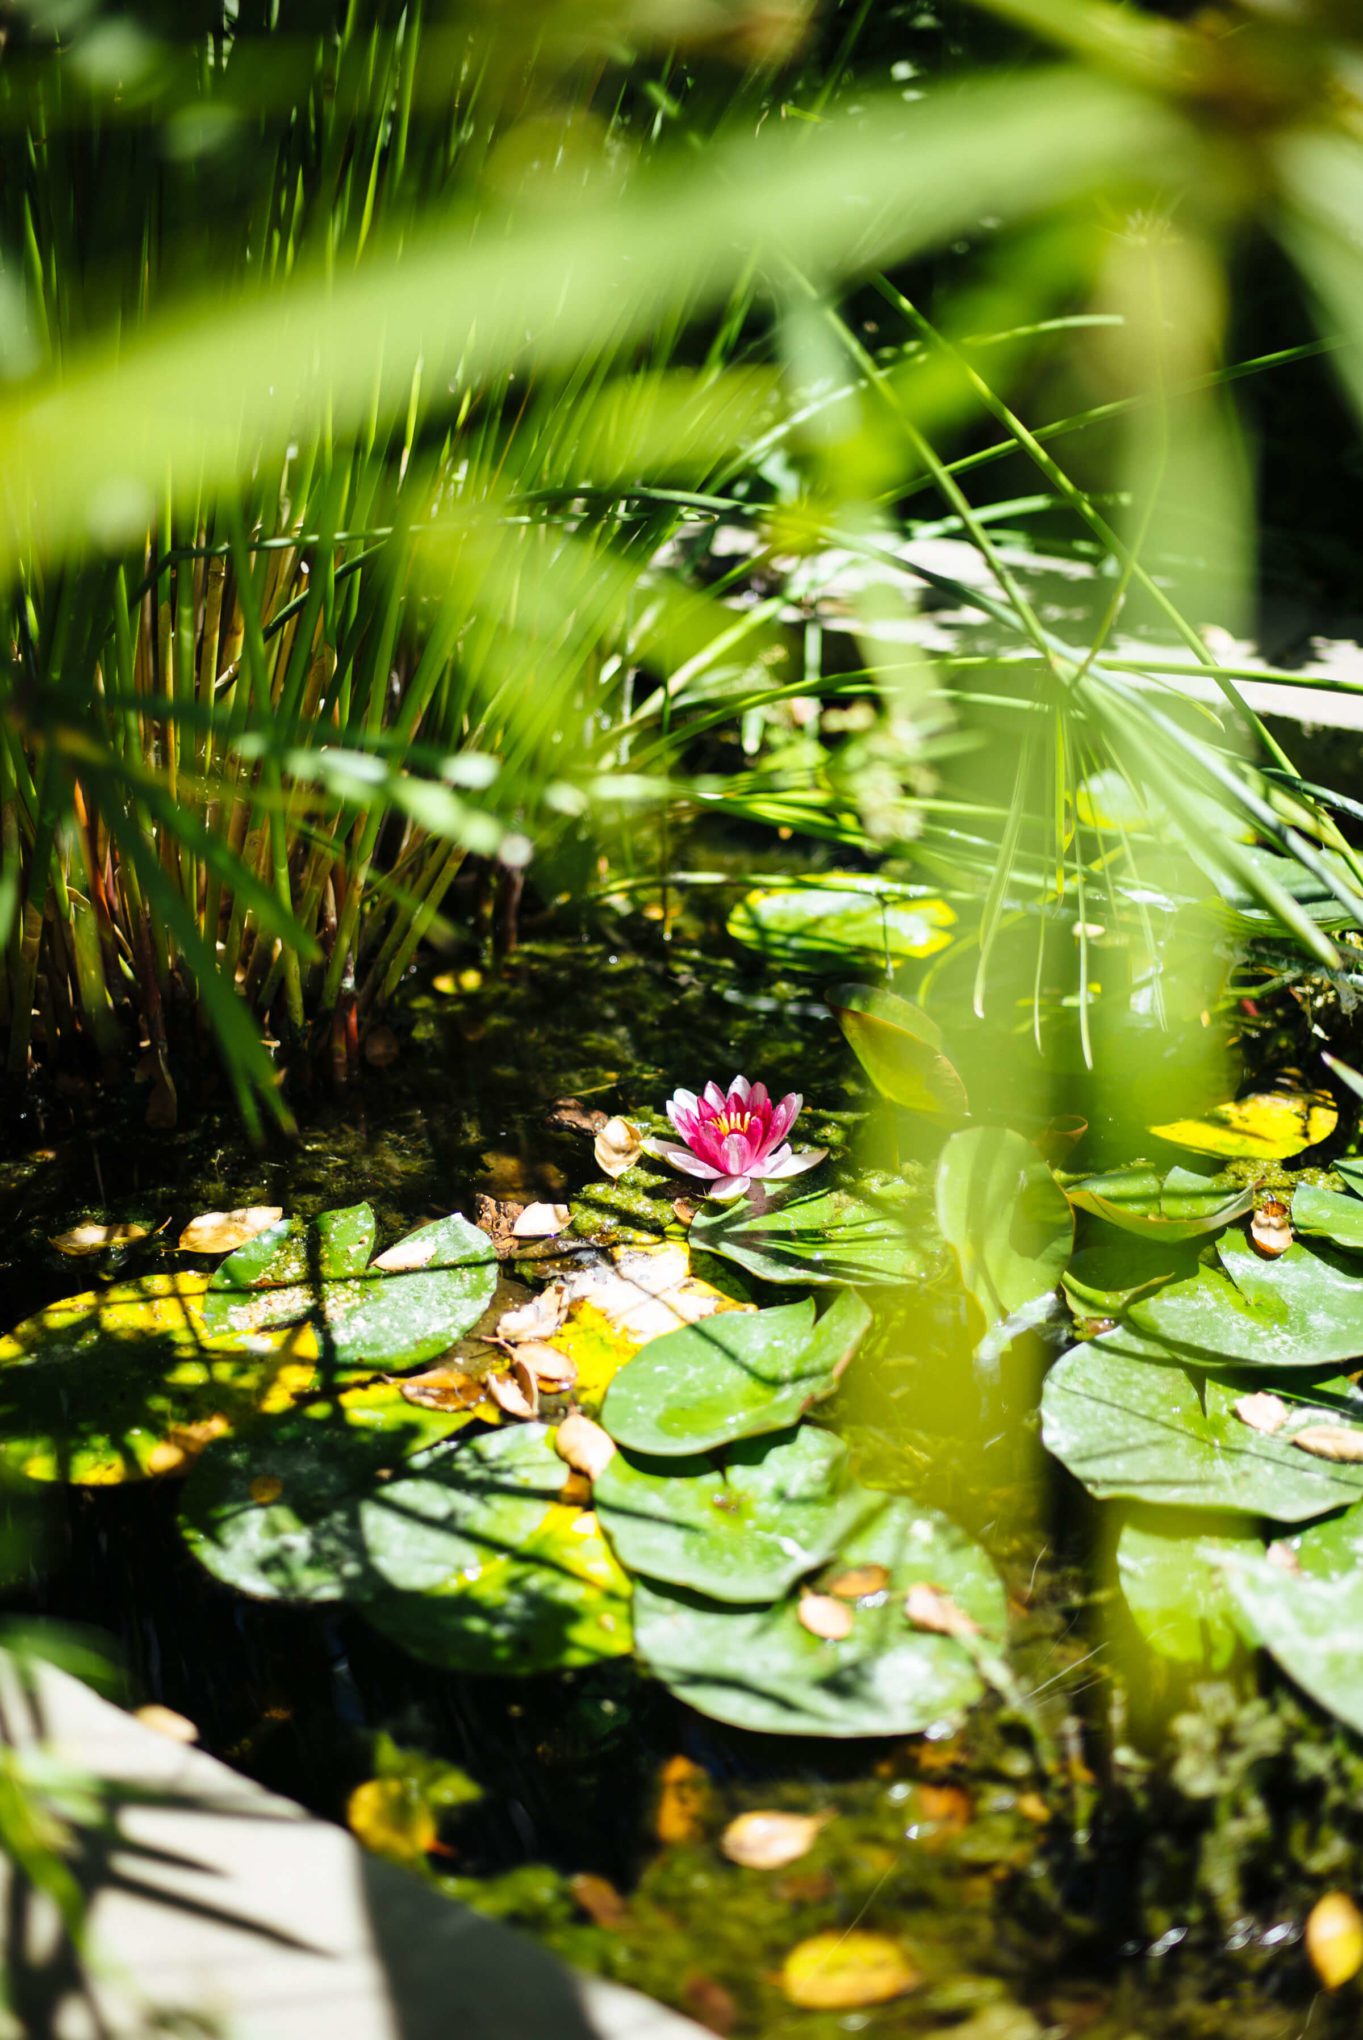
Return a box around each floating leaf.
[1115,1509,1258,1670]
[0,1272,319,1485]
[1292,1425,1363,1463]
[797,1591,854,1640]
[594,1426,854,1603]
[1234,1391,1288,1435]
[50,1221,151,1256]
[936,1127,1072,1336]
[827,982,968,1120]
[594,1117,644,1179]
[780,1931,919,2009]
[1149,1090,1337,1161]
[1291,1182,1363,1252]
[178,1207,284,1255]
[202,1208,497,1369]
[1306,1894,1363,1991]
[602,1292,869,1456]
[903,1582,982,1638]
[632,1491,1004,1737]
[721,1810,833,1870]
[555,1411,616,1482]
[1041,1331,1363,1520]
[1221,1505,1363,1735]
[691,1182,933,1288]
[512,1203,571,1239]
[178,1382,485,1601]
[360,1428,633,1675]
[1126,1233,1363,1370]
[729,880,955,972]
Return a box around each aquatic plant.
[648,1078,827,1201]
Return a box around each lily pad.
[0,1272,319,1484]
[1291,1182,1363,1251]
[935,1127,1072,1332]
[601,1291,870,1456]
[593,1425,858,1602]
[1126,1233,1363,1370]
[691,1182,933,1288]
[728,880,956,972]
[631,1490,1005,1737]
[202,1208,497,1369]
[827,983,968,1120]
[1115,1509,1259,1669]
[1040,1330,1363,1519]
[1149,1090,1337,1161]
[1221,1506,1363,1734]
[359,1426,633,1674]
[1066,1168,1253,1240]
[178,1382,485,1601]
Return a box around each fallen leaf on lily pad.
[781,1931,919,2010]
[497,1289,568,1344]
[1234,1392,1288,1435]
[513,1203,571,1239]
[179,1208,283,1255]
[555,1411,616,1482]
[721,1810,833,1870]
[516,1342,577,1389]
[50,1221,151,1256]
[1150,1090,1337,1161]
[399,1367,486,1414]
[1307,1893,1363,1990]
[798,1592,854,1641]
[594,1117,644,1179]
[827,1564,889,1601]
[488,1359,539,1419]
[904,1582,982,1638]
[1292,1425,1363,1463]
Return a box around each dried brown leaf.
[497,1288,568,1344]
[178,1206,284,1254]
[1291,1424,1363,1463]
[680,1974,738,2038]
[555,1411,616,1482]
[400,1367,485,1413]
[512,1202,572,1239]
[827,1565,890,1601]
[903,1582,983,1638]
[546,1098,609,1135]
[655,1754,710,1845]
[569,1872,632,1930]
[594,1116,644,1179]
[488,1360,539,1420]
[1233,1391,1289,1435]
[1251,1199,1293,1258]
[720,1810,833,1870]
[797,1593,853,1642]
[51,1221,151,1256]
[516,1342,577,1389]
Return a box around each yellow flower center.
[709,1110,753,1137]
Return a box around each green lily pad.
[728,880,956,972]
[1041,1330,1363,1519]
[1115,1508,1259,1670]
[178,1382,485,1602]
[1067,1168,1253,1240]
[935,1127,1072,1332]
[0,1272,320,1485]
[1220,1505,1363,1734]
[1291,1182,1363,1251]
[632,1490,1005,1737]
[594,1425,857,1602]
[601,1291,870,1456]
[690,1182,933,1288]
[1336,1159,1363,1198]
[1126,1233,1363,1370]
[202,1209,497,1368]
[827,982,968,1120]
[359,1425,632,1674]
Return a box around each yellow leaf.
[781,1931,919,2009]
[178,1206,283,1254]
[347,1778,437,1866]
[1150,1090,1337,1161]
[1306,1892,1363,1990]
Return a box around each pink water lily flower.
[646,1076,827,1202]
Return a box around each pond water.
[3,925,1361,2039]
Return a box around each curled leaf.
[400,1367,485,1413]
[827,1565,889,1601]
[904,1582,982,1638]
[721,1810,833,1870]
[516,1342,578,1389]
[497,1288,568,1344]
[797,1592,853,1641]
[780,1931,919,2010]
[594,1117,644,1179]
[554,1411,616,1482]
[179,1207,284,1255]
[513,1203,572,1239]
[488,1359,539,1420]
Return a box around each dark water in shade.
[3,929,1362,2039]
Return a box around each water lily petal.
[760,1146,827,1180]
[669,1088,700,1119]
[708,1173,751,1201]
[645,1138,725,1181]
[702,1080,727,1111]
[748,1080,771,1119]
[729,1075,752,1105]
[768,1092,802,1146]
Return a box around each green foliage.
[689,1184,935,1287]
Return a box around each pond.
[5,915,1363,2040]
